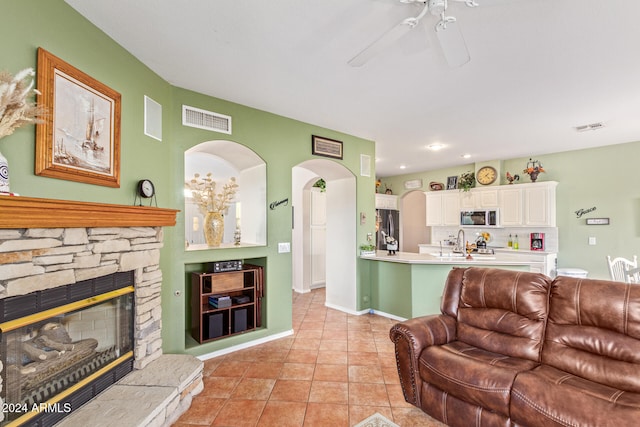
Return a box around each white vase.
[0,150,9,193]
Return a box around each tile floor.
[174,288,445,426]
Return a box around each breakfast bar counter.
[365,250,546,266]
[359,251,543,320]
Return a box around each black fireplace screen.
[0,273,134,426]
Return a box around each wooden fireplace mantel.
[0,196,179,228]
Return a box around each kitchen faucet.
[454,229,465,253]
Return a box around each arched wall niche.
[185,140,266,250]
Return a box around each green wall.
[379,142,640,279]
[1,0,376,356]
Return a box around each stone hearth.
[0,197,202,427]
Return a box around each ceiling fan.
[348,0,479,68]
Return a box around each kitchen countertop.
[417,243,556,255]
[361,250,545,266]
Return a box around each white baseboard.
[368,309,407,322]
[196,329,294,361]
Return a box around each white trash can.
[556,268,588,278]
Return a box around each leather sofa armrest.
[389,314,457,407]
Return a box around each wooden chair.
[606,255,639,283]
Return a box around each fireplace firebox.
[0,272,135,427]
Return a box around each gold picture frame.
[312,135,343,160]
[35,48,121,187]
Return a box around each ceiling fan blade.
[348,20,414,67]
[436,20,470,67]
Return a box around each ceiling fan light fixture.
[348,0,478,68]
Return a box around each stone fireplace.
[0,196,201,426]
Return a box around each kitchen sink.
[429,252,465,258]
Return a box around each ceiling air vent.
[182,105,232,134]
[574,122,605,133]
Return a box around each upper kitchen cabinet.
[460,188,499,209]
[499,181,558,227]
[376,193,398,210]
[425,191,460,226]
[524,182,557,226]
[500,186,523,226]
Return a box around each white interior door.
[310,188,326,288]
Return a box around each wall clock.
[476,166,497,185]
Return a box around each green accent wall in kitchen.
[379,141,640,279]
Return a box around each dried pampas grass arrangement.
[0,68,46,139]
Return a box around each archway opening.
[292,159,357,312]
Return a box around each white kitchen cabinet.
[513,251,558,277]
[500,187,523,226]
[524,183,556,226]
[425,192,442,226]
[499,181,557,227]
[425,191,460,226]
[460,188,499,209]
[376,193,398,210]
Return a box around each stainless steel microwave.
[460,209,499,227]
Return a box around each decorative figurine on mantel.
[523,158,545,182]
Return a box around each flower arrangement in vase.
[523,158,545,182]
[186,173,239,247]
[0,68,46,193]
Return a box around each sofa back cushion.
[455,268,552,361]
[543,276,640,392]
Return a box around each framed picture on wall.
[312,135,343,159]
[35,47,121,187]
[446,176,458,190]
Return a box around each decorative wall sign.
[312,135,343,159]
[586,218,610,225]
[404,179,423,189]
[575,206,596,218]
[35,48,121,187]
[270,198,289,210]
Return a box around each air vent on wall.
[574,122,605,132]
[182,105,232,134]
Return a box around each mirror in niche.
[185,140,266,250]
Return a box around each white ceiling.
[65,0,640,177]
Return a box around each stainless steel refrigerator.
[376,208,400,250]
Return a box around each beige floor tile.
[179,288,448,427]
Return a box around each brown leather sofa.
[389,267,640,426]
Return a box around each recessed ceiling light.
[400,165,406,169]
[428,143,444,151]
[461,153,471,159]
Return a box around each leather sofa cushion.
[457,268,551,361]
[511,364,640,427]
[543,276,640,392]
[419,341,539,416]
[420,381,511,427]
